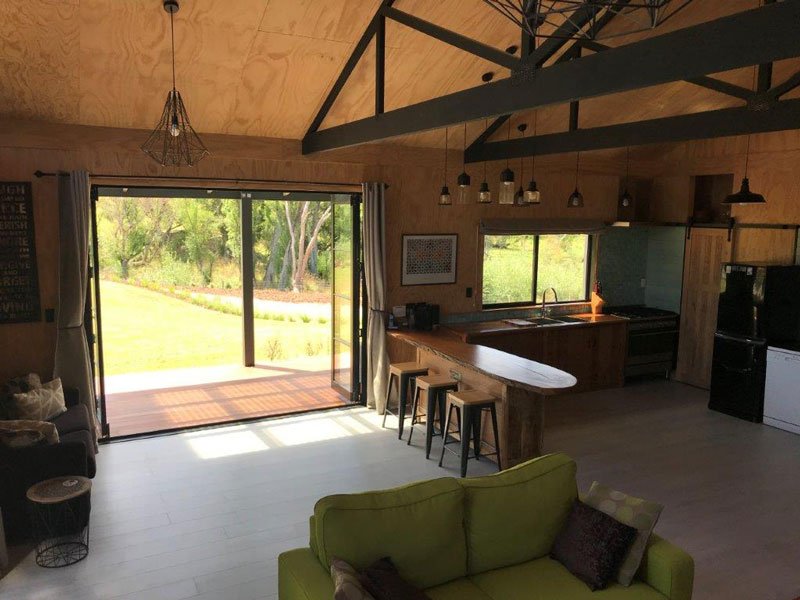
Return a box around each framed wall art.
[401,234,457,286]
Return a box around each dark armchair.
[0,387,96,542]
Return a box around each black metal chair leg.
[424,389,437,459]
[459,406,472,478]
[398,374,410,439]
[407,384,422,446]
[381,373,396,429]
[438,402,455,467]
[472,409,482,460]
[489,403,502,471]
[436,391,447,435]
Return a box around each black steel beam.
[769,69,800,99]
[376,15,385,115]
[382,7,519,70]
[464,99,800,162]
[580,39,753,100]
[303,1,800,154]
[305,0,394,136]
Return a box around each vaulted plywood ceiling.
[0,0,795,149]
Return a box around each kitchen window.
[482,233,592,307]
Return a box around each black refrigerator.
[709,263,800,422]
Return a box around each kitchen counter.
[445,313,627,341]
[389,329,577,395]
[388,328,577,467]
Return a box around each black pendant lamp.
[478,120,492,203]
[499,120,516,204]
[515,124,528,205]
[620,146,634,208]
[457,123,472,204]
[724,65,766,205]
[142,0,209,167]
[524,111,541,204]
[439,127,452,206]
[567,151,584,208]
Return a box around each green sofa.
[278,453,693,600]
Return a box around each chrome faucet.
[541,287,558,317]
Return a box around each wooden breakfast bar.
[388,328,577,468]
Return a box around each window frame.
[480,232,594,309]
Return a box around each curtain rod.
[32,170,363,189]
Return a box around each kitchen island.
[388,328,577,468]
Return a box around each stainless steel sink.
[525,317,564,326]
[552,315,587,324]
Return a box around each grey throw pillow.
[331,557,375,600]
[584,481,664,586]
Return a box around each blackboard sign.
[0,182,41,323]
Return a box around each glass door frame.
[330,193,363,403]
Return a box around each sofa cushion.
[50,404,91,436]
[359,557,429,600]
[459,453,577,574]
[13,378,66,421]
[313,477,467,590]
[425,578,494,600]
[59,429,97,478]
[469,557,669,600]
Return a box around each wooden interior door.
[674,228,732,389]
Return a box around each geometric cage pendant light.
[142,0,209,167]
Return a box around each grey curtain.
[362,182,389,411]
[54,170,99,449]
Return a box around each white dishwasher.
[764,347,800,435]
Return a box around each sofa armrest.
[63,387,80,409]
[638,534,694,600]
[0,440,89,483]
[278,548,334,600]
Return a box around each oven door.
[627,328,679,367]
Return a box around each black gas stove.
[605,305,680,378]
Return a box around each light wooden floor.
[2,380,799,600]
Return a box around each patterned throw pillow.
[358,557,430,600]
[0,420,59,445]
[551,500,637,591]
[331,557,375,600]
[584,482,664,586]
[1,373,42,420]
[13,378,66,421]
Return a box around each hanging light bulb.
[498,120,516,204]
[456,123,472,204]
[567,151,584,208]
[141,0,209,166]
[619,146,633,208]
[514,124,528,205]
[439,127,452,206]
[478,120,492,203]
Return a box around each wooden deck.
[105,364,350,437]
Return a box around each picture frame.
[401,234,458,286]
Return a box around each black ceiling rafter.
[578,39,753,101]
[464,98,800,163]
[302,1,800,155]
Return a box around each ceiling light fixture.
[567,151,584,208]
[620,146,633,208]
[499,120,516,204]
[439,127,452,206]
[524,111,541,205]
[142,0,209,167]
[482,1,694,43]
[724,65,766,205]
[478,118,493,204]
[457,123,472,204]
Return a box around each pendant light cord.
[483,118,488,181]
[444,127,448,185]
[463,123,467,171]
[625,145,630,188]
[575,151,581,188]
[531,111,537,177]
[170,9,177,92]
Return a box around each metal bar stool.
[407,374,459,458]
[439,389,502,478]
[382,362,429,439]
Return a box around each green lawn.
[99,281,330,375]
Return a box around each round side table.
[26,476,92,568]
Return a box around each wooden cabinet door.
[675,228,732,388]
